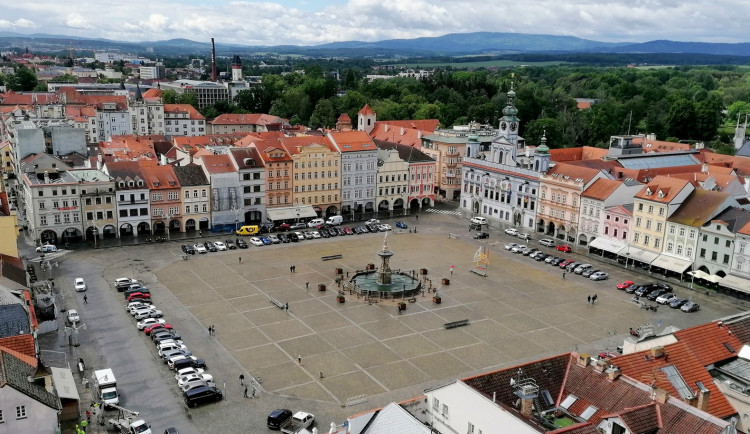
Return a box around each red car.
[343,227,354,235]
[598,352,618,360]
[144,323,173,335]
[559,260,574,268]
[276,223,290,232]
[126,292,151,302]
[617,280,635,290]
[556,245,572,253]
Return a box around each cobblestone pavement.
[36,203,747,433]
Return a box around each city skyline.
[0,0,748,47]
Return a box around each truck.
[325,215,343,226]
[91,368,119,407]
[107,404,152,434]
[280,411,315,434]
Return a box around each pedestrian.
[239,374,245,385]
[319,371,324,378]
[587,295,591,304]
[290,265,293,274]
[285,302,289,311]
[593,294,598,304]
[86,410,91,423]
[450,265,454,275]
[562,271,566,279]
[251,388,256,398]
[305,281,309,290]
[239,257,242,263]
[80,419,88,432]
[298,355,302,364]
[83,294,88,304]
[244,385,248,398]
[416,214,419,221]
[208,325,212,335]
[211,325,215,335]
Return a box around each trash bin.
[433,296,442,304]
[335,267,343,275]
[318,284,326,292]
[420,268,428,275]
[337,293,345,303]
[442,278,450,285]
[398,302,406,311]
[367,263,375,270]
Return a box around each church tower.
[358,104,376,134]
[231,55,243,82]
[534,132,551,173]
[489,84,521,166]
[465,132,480,159]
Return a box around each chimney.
[607,366,621,381]
[211,37,217,82]
[593,359,610,373]
[701,162,708,173]
[651,346,665,358]
[697,387,710,412]
[520,398,534,418]
[654,388,669,404]
[400,127,405,136]
[576,353,591,367]
[417,131,422,139]
[384,125,389,132]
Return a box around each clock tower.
[499,84,520,147]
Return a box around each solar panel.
[661,365,695,400]
[580,405,598,421]
[560,394,578,409]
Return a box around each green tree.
[727,100,750,123]
[162,89,177,104]
[309,98,336,129]
[666,98,697,140]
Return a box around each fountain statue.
[348,232,421,300]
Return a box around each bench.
[470,268,487,277]
[268,297,285,309]
[448,233,461,239]
[407,297,417,303]
[444,319,470,329]
[321,254,343,261]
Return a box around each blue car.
[395,221,408,229]
[259,236,272,245]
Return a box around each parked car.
[276,223,291,232]
[181,244,196,255]
[617,281,635,290]
[634,286,656,297]
[307,218,325,228]
[290,223,307,230]
[504,228,518,236]
[625,285,643,294]
[523,248,538,256]
[36,244,58,253]
[260,223,276,233]
[473,232,489,239]
[260,235,273,244]
[74,278,87,292]
[144,323,173,335]
[126,292,151,303]
[365,219,380,225]
[505,242,518,251]
[590,271,609,281]
[656,293,677,305]
[127,302,155,313]
[294,231,306,240]
[573,264,593,274]
[175,367,205,381]
[288,233,299,242]
[235,238,248,249]
[133,308,163,320]
[654,282,673,292]
[470,216,487,225]
[550,257,565,266]
[539,238,555,247]
[302,232,314,240]
[545,256,558,264]
[646,289,666,301]
[365,224,379,233]
[278,234,290,243]
[204,242,218,252]
[565,262,580,272]
[194,244,207,254]
[511,244,527,253]
[249,237,264,247]
[559,260,574,269]
[114,277,138,290]
[213,241,228,251]
[681,301,701,312]
[535,253,548,261]
[581,268,599,278]
[178,373,214,389]
[518,233,532,241]
[67,309,80,324]
[224,239,236,249]
[395,221,408,229]
[137,318,166,330]
[556,245,572,253]
[381,224,393,231]
[319,229,330,238]
[268,234,281,244]
[669,298,688,309]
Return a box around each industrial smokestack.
[211,37,217,82]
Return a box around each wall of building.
[50,127,87,157]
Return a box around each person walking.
[239,257,242,263]
[244,385,249,398]
[208,325,212,335]
[298,355,302,364]
[239,374,245,386]
[562,271,566,279]
[592,294,598,304]
[305,281,309,290]
[587,295,591,304]
[83,294,88,304]
[450,265,454,275]
[80,419,88,432]
[290,265,294,274]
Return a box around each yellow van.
[236,225,259,236]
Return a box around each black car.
[654,282,673,292]
[288,233,299,242]
[473,232,489,239]
[550,258,565,266]
[319,229,330,238]
[366,224,379,233]
[535,253,548,261]
[235,238,248,249]
[124,286,150,298]
[469,223,483,230]
[153,331,182,343]
[184,385,222,408]
[581,268,599,278]
[646,289,666,301]
[326,228,338,237]
[225,239,236,249]
[336,227,346,236]
[279,233,291,243]
[259,223,275,233]
[625,285,643,294]
[635,285,657,297]
[669,298,688,309]
[181,244,196,255]
[204,242,218,252]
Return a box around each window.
[636,217,642,227]
[654,238,660,249]
[648,205,654,214]
[468,422,475,434]
[441,404,449,418]
[726,240,731,248]
[724,254,730,264]
[669,226,675,235]
[700,248,706,258]
[679,227,685,237]
[433,397,440,411]
[714,237,719,245]
[656,222,662,232]
[0,409,3,423]
[658,207,664,216]
[15,405,26,419]
[712,252,718,261]
[638,203,643,211]
[646,220,651,230]
[667,242,674,252]
[644,235,650,246]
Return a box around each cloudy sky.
[0,0,748,46]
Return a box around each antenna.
[627,110,633,135]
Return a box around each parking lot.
[40,210,748,433]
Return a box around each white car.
[504,242,518,251]
[590,271,609,281]
[518,233,532,241]
[656,293,677,305]
[381,224,392,231]
[74,278,87,292]
[249,237,264,247]
[36,244,58,253]
[511,244,527,253]
[175,367,205,381]
[177,373,213,388]
[133,308,163,320]
[311,231,321,239]
[504,228,518,236]
[470,216,487,225]
[181,378,213,392]
[67,309,80,324]
[159,345,189,357]
[365,219,380,225]
[168,355,199,369]
[213,241,227,251]
[127,302,155,313]
[157,338,184,348]
[137,318,166,330]
[268,234,281,244]
[194,244,207,253]
[294,231,306,240]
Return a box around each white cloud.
[0,0,749,45]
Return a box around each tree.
[6,65,38,91]
[727,100,750,123]
[666,98,697,140]
[309,99,336,129]
[162,89,178,104]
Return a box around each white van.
[307,218,325,228]
[470,216,487,225]
[326,215,343,226]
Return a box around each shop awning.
[650,255,693,274]
[688,270,723,283]
[50,367,80,400]
[589,237,627,255]
[719,274,750,294]
[621,246,659,264]
[266,205,318,221]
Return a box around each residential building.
[19,154,82,245]
[91,101,131,142]
[373,140,436,211]
[210,113,284,134]
[374,142,410,215]
[589,204,633,260]
[281,136,340,217]
[656,190,737,277]
[724,218,750,292]
[0,347,60,433]
[697,208,750,280]
[581,178,641,250]
[128,87,165,136]
[68,169,117,241]
[195,154,240,229]
[228,147,265,224]
[538,162,611,244]
[141,165,182,234]
[160,80,229,108]
[629,176,695,266]
[163,104,206,137]
[253,139,294,209]
[329,130,378,218]
[172,165,211,232]
[102,160,151,237]
[139,64,165,80]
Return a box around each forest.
[198,64,750,154]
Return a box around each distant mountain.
[1,31,749,58]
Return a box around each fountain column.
[377,233,394,285]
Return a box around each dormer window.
[658,190,665,199]
[137,180,144,187]
[128,181,134,187]
[645,188,652,196]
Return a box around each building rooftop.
[667,189,732,227]
[199,154,236,174]
[328,130,378,152]
[373,139,435,163]
[172,165,209,187]
[634,176,693,204]
[163,104,205,120]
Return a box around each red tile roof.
[376,119,440,132]
[328,130,378,152]
[279,135,336,155]
[672,321,742,366]
[667,189,732,227]
[140,165,180,189]
[545,162,605,185]
[634,175,693,203]
[163,104,205,120]
[358,104,375,115]
[368,122,427,148]
[142,88,162,99]
[0,335,35,359]
[549,146,608,162]
[581,178,623,200]
[0,345,37,368]
[210,113,282,126]
[633,137,692,153]
[199,154,236,174]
